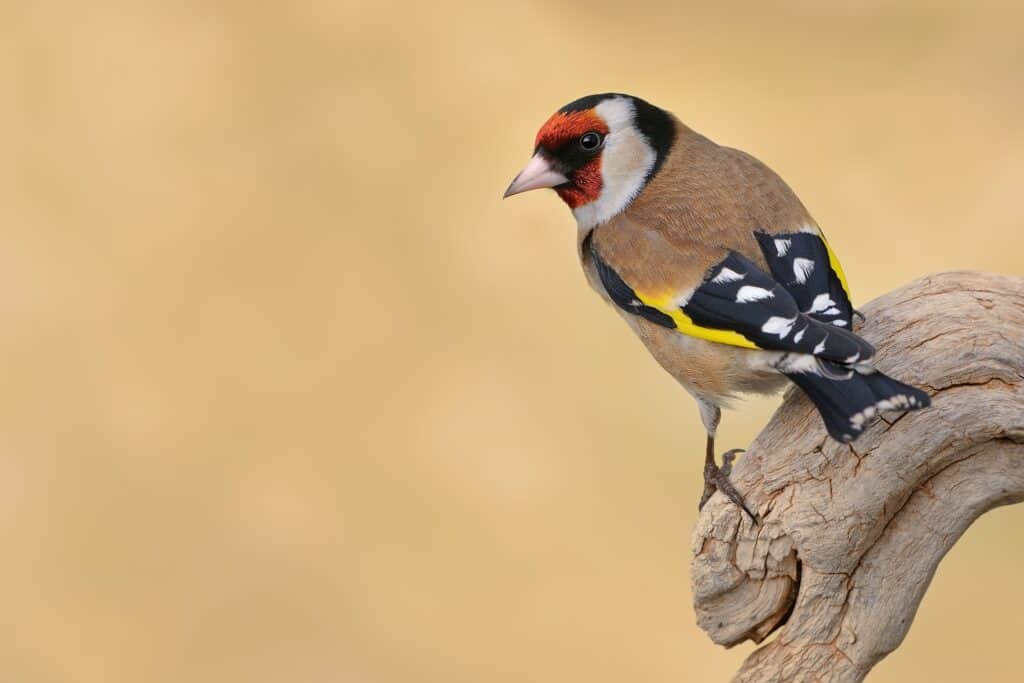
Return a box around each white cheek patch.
[572,97,656,231]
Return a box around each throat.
[555,158,603,209]
[556,185,595,209]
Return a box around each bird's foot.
[699,448,759,522]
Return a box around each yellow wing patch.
[817,231,852,302]
[638,292,760,349]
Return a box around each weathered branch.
[691,271,1024,682]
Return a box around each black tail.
[785,368,931,442]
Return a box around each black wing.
[589,236,873,363]
[754,230,854,327]
[681,252,874,363]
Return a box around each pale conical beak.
[503,153,569,198]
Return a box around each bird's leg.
[699,437,718,511]
[698,436,758,522]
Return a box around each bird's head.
[504,93,676,227]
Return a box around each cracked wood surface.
[691,271,1024,682]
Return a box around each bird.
[503,93,930,520]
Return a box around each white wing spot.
[736,286,774,303]
[762,315,797,339]
[850,406,877,428]
[774,239,791,257]
[793,327,806,343]
[711,267,745,284]
[793,257,815,284]
[832,319,848,327]
[809,293,836,314]
[854,394,915,427]
[813,339,827,354]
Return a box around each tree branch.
[691,271,1024,682]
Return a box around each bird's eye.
[579,132,603,151]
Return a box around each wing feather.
[754,229,853,327]
[590,238,874,363]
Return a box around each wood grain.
[691,271,1024,682]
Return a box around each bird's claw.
[699,448,759,523]
[719,447,745,477]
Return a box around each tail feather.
[785,367,931,442]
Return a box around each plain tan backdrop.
[2,1,1022,681]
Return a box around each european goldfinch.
[504,93,930,519]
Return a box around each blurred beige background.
[0,1,1021,681]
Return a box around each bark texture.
[691,271,1024,682]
